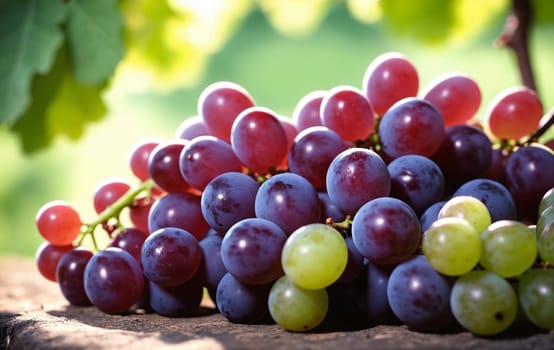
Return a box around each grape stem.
[77,178,155,249]
[496,0,536,92]
[523,107,554,144]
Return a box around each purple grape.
[387,255,454,331]
[141,227,202,287]
[255,172,320,235]
[505,145,554,223]
[201,172,258,233]
[326,148,391,215]
[432,125,492,189]
[148,140,191,193]
[198,231,227,291]
[148,273,204,317]
[216,272,271,324]
[109,227,149,265]
[453,178,517,222]
[419,200,447,232]
[288,126,349,190]
[291,90,325,132]
[84,247,144,314]
[56,248,93,306]
[387,154,445,215]
[221,218,286,285]
[318,191,346,223]
[378,97,445,159]
[175,115,211,140]
[148,192,209,240]
[179,136,243,191]
[352,197,421,265]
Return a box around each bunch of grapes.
[35,52,554,336]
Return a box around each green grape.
[438,195,491,234]
[422,217,481,276]
[480,220,537,278]
[450,270,517,336]
[539,221,554,264]
[518,268,554,330]
[537,205,554,238]
[538,188,554,215]
[268,275,328,332]
[281,223,347,290]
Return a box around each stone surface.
[1,257,553,350]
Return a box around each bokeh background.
[1,0,553,258]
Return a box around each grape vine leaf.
[66,0,124,85]
[11,49,107,153]
[0,0,67,124]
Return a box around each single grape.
[336,236,365,284]
[221,218,287,285]
[129,139,160,181]
[281,223,347,290]
[480,220,537,278]
[431,125,493,188]
[255,172,320,235]
[518,268,554,330]
[450,270,517,335]
[291,90,325,131]
[486,86,543,140]
[320,85,375,141]
[504,145,554,223]
[537,205,554,239]
[56,247,93,306]
[421,72,481,127]
[216,273,271,324]
[268,275,328,332]
[148,192,209,240]
[539,188,554,216]
[109,227,149,265]
[141,227,202,286]
[378,97,445,159]
[148,272,204,317]
[538,220,554,264]
[230,106,288,174]
[453,178,517,222]
[175,115,211,140]
[359,262,394,323]
[288,126,349,190]
[482,145,509,183]
[200,172,258,234]
[129,198,154,234]
[35,241,73,282]
[438,195,491,234]
[198,81,255,142]
[317,191,346,224]
[387,255,453,331]
[387,154,445,215]
[362,52,419,116]
[148,140,191,193]
[326,147,390,215]
[179,136,243,191]
[84,247,144,314]
[36,200,82,246]
[422,217,481,276]
[93,178,131,214]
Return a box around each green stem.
[77,178,155,249]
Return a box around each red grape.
[36,201,82,246]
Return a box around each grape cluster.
[35,52,554,336]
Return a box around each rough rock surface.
[1,258,553,350]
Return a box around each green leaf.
[0,0,67,124]
[11,49,107,153]
[533,0,554,23]
[66,0,124,85]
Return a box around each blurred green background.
[1,0,553,258]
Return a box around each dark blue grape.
[56,248,93,306]
[216,272,271,324]
[318,192,346,223]
[84,247,144,314]
[387,255,453,331]
[419,200,447,232]
[360,262,395,323]
[453,178,517,222]
[201,172,258,233]
[198,230,227,291]
[148,272,204,317]
[255,172,320,235]
[388,154,445,215]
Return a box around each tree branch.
[496,0,536,92]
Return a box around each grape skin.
[518,269,554,330]
[56,248,93,306]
